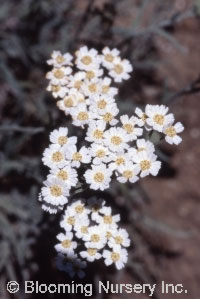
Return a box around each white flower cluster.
[55,198,130,278]
[39,46,184,276]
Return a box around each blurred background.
[0,0,200,298]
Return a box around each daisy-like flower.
[68,199,90,217]
[85,68,103,81]
[101,47,120,69]
[46,66,72,86]
[108,228,130,249]
[75,46,101,71]
[48,166,78,189]
[103,247,128,270]
[164,122,184,145]
[97,104,119,126]
[90,143,111,165]
[81,78,101,97]
[108,151,129,171]
[84,164,112,191]
[74,216,90,239]
[47,51,73,67]
[86,120,106,144]
[120,115,143,141]
[80,248,102,262]
[65,145,91,168]
[104,127,130,152]
[95,207,120,230]
[47,83,68,98]
[86,197,106,221]
[136,138,155,154]
[41,177,69,206]
[49,127,77,147]
[60,208,78,232]
[83,225,107,249]
[90,94,115,114]
[117,161,140,183]
[42,144,67,169]
[135,107,149,128]
[67,72,86,91]
[145,104,174,132]
[109,57,133,83]
[99,77,118,97]
[71,103,93,127]
[39,193,64,214]
[133,151,161,177]
[55,232,77,255]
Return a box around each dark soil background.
[0,0,200,298]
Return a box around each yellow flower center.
[50,185,62,197]
[61,239,71,248]
[115,236,123,244]
[103,215,112,224]
[72,152,82,161]
[97,99,107,109]
[153,114,164,125]
[142,113,147,122]
[81,226,88,234]
[137,147,145,152]
[57,170,68,180]
[140,160,151,171]
[111,136,122,146]
[94,172,104,183]
[87,248,97,256]
[75,205,84,214]
[91,234,100,243]
[77,111,89,121]
[116,157,125,166]
[105,54,114,62]
[88,83,97,93]
[123,170,133,179]
[102,85,110,94]
[52,151,64,162]
[106,231,112,239]
[67,216,75,225]
[74,80,82,89]
[165,126,176,137]
[123,123,134,133]
[58,136,67,145]
[52,85,60,92]
[93,129,103,139]
[96,149,105,158]
[114,64,123,74]
[54,69,64,79]
[86,71,95,80]
[103,112,113,122]
[64,97,73,108]
[81,55,92,65]
[56,55,65,64]
[111,252,120,262]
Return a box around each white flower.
[86,197,106,221]
[67,72,86,90]
[108,151,129,171]
[84,164,112,191]
[109,57,133,82]
[71,103,93,127]
[74,216,90,239]
[69,199,90,217]
[95,207,120,230]
[90,143,111,165]
[135,107,149,128]
[164,122,184,145]
[108,228,130,249]
[60,209,78,232]
[85,68,103,81]
[133,151,161,177]
[47,83,68,98]
[81,78,101,97]
[42,144,67,169]
[65,145,91,168]
[55,232,77,255]
[48,166,78,189]
[99,76,118,96]
[80,248,102,262]
[49,127,77,147]
[41,202,64,214]
[96,103,119,126]
[46,66,72,85]
[103,247,128,270]
[145,104,174,132]
[120,115,143,141]
[101,47,120,69]
[57,89,85,114]
[104,127,130,152]
[47,50,73,67]
[41,177,69,206]
[75,46,101,71]
[117,161,140,183]
[86,120,106,144]
[90,94,115,114]
[136,138,155,154]
[83,225,107,249]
